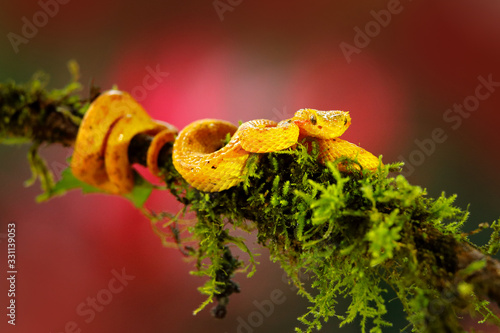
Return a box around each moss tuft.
[3,69,499,332]
[157,139,499,332]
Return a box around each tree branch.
[1,74,500,332]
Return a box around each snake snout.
[344,113,352,126]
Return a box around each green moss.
[3,68,499,332]
[0,62,93,199]
[157,139,499,332]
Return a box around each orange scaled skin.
[72,91,380,195]
[173,109,382,192]
[71,90,176,194]
[172,119,250,192]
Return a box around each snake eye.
[310,114,317,125]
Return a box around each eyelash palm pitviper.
[71,90,382,194]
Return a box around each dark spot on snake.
[318,125,323,129]
[211,165,217,169]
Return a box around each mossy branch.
[2,70,500,332]
[0,61,98,146]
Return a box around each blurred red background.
[1,1,500,332]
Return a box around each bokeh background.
[1,1,500,332]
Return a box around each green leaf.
[123,173,154,208]
[36,166,104,202]
[37,166,153,208]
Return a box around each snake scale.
[71,90,381,194]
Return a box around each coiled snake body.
[71,91,381,194]
[173,109,381,192]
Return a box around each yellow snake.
[71,90,381,194]
[172,109,381,192]
[71,90,176,194]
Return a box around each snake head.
[292,109,351,139]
